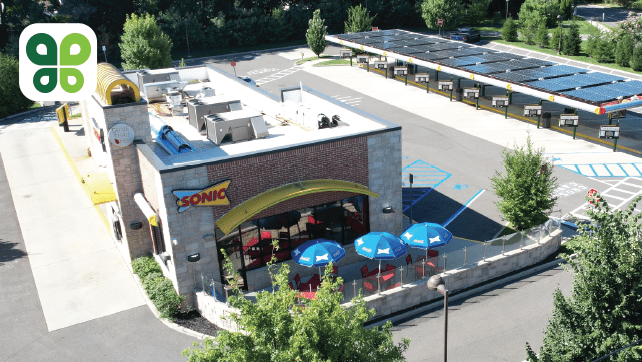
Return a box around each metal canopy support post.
[385,67,388,79]
[367,61,369,72]
[505,103,508,119]
[405,73,408,86]
[435,70,439,82]
[537,99,543,128]
[481,84,486,97]
[573,125,577,139]
[350,55,352,67]
[427,81,430,93]
[614,112,620,152]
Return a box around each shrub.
[562,21,581,56]
[421,0,464,30]
[615,33,634,67]
[549,27,562,51]
[119,13,173,70]
[535,23,550,48]
[587,33,616,63]
[631,43,642,71]
[0,53,33,119]
[502,17,518,42]
[132,255,185,320]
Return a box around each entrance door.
[216,227,247,290]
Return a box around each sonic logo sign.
[173,179,231,212]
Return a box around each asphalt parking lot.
[185,45,626,241]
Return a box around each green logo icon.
[20,24,97,101]
[26,33,91,94]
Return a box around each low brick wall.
[194,290,241,332]
[195,229,562,329]
[355,229,562,318]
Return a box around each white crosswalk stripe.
[570,177,642,220]
[331,95,362,106]
[254,66,303,85]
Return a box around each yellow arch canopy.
[216,180,378,235]
[96,63,140,105]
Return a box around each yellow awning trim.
[215,179,378,235]
[96,63,140,105]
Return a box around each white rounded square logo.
[19,23,97,102]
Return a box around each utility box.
[187,96,242,135]
[415,73,429,83]
[206,109,268,145]
[141,81,182,102]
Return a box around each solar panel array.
[333,29,642,105]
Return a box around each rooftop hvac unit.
[141,81,182,102]
[205,109,269,145]
[137,68,180,91]
[187,96,242,135]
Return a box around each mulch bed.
[173,310,221,337]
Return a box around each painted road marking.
[442,189,485,227]
[569,177,642,220]
[332,95,362,106]
[402,160,451,213]
[558,163,642,177]
[254,66,303,85]
[246,68,278,76]
[552,182,587,198]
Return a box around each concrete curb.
[367,256,569,329]
[0,105,57,123]
[131,272,215,341]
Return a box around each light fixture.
[383,206,395,214]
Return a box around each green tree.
[306,9,327,58]
[119,13,173,70]
[549,26,563,52]
[631,43,642,71]
[182,251,410,362]
[0,53,33,119]
[562,21,581,56]
[615,33,635,67]
[535,22,550,48]
[587,32,616,63]
[464,0,492,26]
[525,195,642,362]
[490,136,557,230]
[559,0,573,19]
[344,4,376,34]
[502,17,519,42]
[421,0,464,30]
[521,13,546,45]
[517,0,561,28]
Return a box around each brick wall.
[139,149,160,211]
[206,136,368,222]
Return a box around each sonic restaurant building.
[81,63,402,304]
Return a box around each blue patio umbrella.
[291,239,346,276]
[401,222,452,259]
[355,232,408,277]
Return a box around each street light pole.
[506,0,509,21]
[557,15,562,55]
[185,18,191,58]
[428,275,448,362]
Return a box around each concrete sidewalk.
[0,116,144,332]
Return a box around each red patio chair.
[428,250,439,258]
[261,231,272,239]
[362,280,376,294]
[415,264,428,279]
[385,264,396,271]
[332,266,338,275]
[426,257,444,274]
[360,265,369,278]
[288,282,294,290]
[294,273,301,287]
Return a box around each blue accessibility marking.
[402,160,451,213]
[558,163,642,178]
[453,184,468,190]
[442,189,485,227]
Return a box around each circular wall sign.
[108,124,135,147]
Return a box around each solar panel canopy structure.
[327,29,642,114]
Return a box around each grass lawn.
[313,59,351,66]
[489,37,642,75]
[296,55,330,65]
